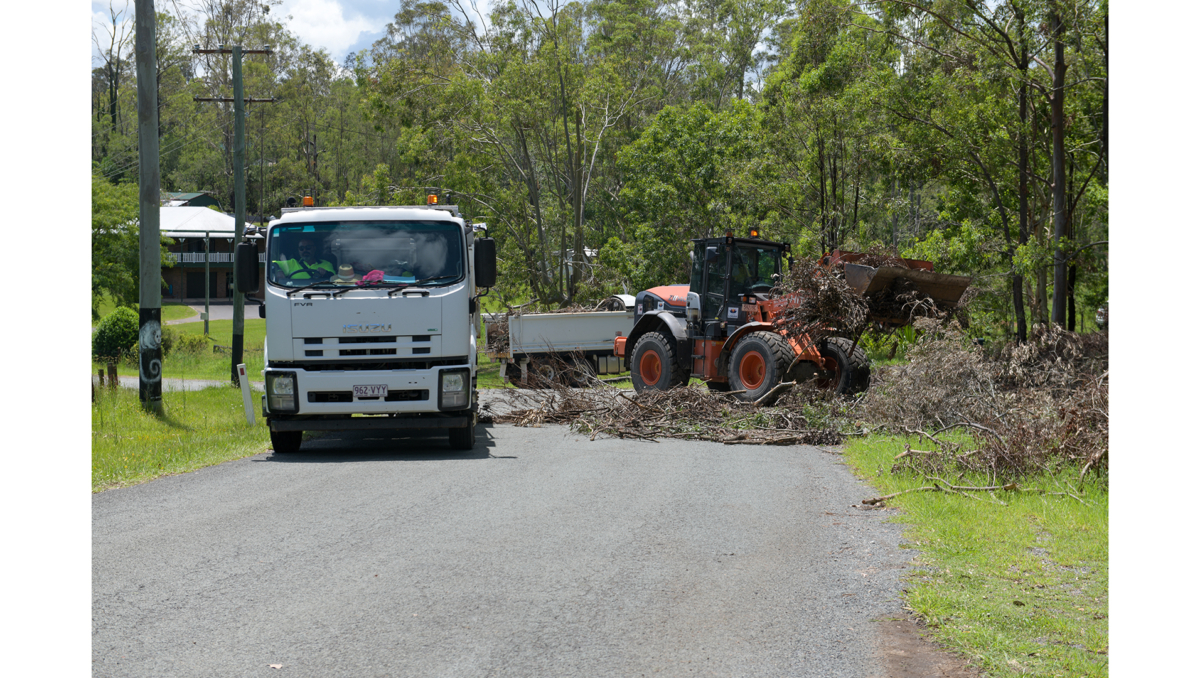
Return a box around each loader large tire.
[815,337,871,396]
[729,332,791,404]
[631,331,686,393]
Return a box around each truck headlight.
[266,371,298,413]
[439,369,469,410]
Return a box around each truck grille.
[339,348,397,356]
[285,357,469,371]
[339,336,397,344]
[308,389,429,403]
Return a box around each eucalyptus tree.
[358,0,690,306]
[604,100,764,292]
[875,0,1107,337]
[760,0,899,255]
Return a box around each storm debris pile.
[493,383,844,446]
[483,314,509,353]
[857,319,1108,480]
[773,257,870,346]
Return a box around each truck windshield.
[267,220,464,289]
[729,244,782,297]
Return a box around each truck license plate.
[353,384,388,398]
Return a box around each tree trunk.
[1049,3,1069,326]
[1013,7,1031,343]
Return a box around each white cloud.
[276,0,375,59]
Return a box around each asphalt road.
[93,423,912,677]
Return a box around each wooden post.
[98,368,106,387]
[135,0,163,411]
[231,45,246,386]
[107,362,118,389]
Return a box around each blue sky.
[91,0,493,66]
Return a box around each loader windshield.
[267,220,464,289]
[729,244,783,296]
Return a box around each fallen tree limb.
[754,381,796,407]
[863,481,1020,505]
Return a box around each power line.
[102,115,234,179]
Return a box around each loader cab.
[688,234,788,338]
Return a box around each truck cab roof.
[273,205,465,226]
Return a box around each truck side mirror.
[474,238,497,288]
[235,241,260,294]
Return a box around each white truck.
[484,295,635,386]
[235,202,496,453]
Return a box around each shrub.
[93,307,139,361]
[160,326,178,356]
[173,334,210,355]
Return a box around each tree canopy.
[92,0,1108,339]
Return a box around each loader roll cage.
[689,236,788,333]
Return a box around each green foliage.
[607,101,765,290]
[93,307,140,360]
[172,333,211,356]
[91,0,1106,330]
[91,169,175,315]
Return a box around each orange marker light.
[427,194,438,205]
[302,196,314,207]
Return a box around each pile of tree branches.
[491,381,843,446]
[772,257,869,347]
[772,253,965,348]
[856,319,1108,481]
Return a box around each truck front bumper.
[268,411,474,432]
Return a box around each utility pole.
[193,45,274,385]
[135,0,162,413]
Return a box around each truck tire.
[270,428,302,454]
[630,331,686,393]
[507,359,557,389]
[448,423,476,450]
[729,331,791,404]
[816,337,871,396]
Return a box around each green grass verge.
[93,293,197,323]
[843,434,1108,677]
[94,319,267,382]
[163,304,198,321]
[92,385,268,492]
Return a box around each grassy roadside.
[92,385,268,492]
[843,434,1108,677]
[92,319,267,382]
[93,297,197,324]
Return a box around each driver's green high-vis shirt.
[276,258,335,279]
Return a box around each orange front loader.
[614,234,971,403]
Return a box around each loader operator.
[274,237,335,281]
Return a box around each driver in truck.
[274,236,335,280]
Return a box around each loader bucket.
[844,263,972,306]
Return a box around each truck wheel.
[270,429,302,454]
[630,331,685,393]
[815,337,871,395]
[448,423,476,450]
[729,332,791,404]
[506,360,554,389]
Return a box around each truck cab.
[238,203,496,453]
